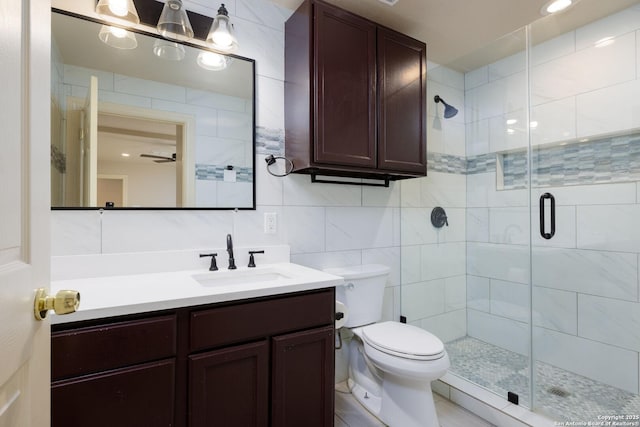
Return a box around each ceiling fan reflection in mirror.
[140,152,176,163]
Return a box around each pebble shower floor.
[446,336,640,422]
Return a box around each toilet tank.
[324,264,390,328]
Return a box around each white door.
[0,0,52,426]
[82,76,98,207]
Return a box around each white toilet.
[326,264,450,427]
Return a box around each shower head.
[434,95,458,119]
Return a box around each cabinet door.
[189,340,269,427]
[377,27,427,174]
[51,359,175,427]
[314,2,377,168]
[271,325,334,427]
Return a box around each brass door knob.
[34,288,80,321]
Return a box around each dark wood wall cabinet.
[51,288,335,427]
[285,0,427,182]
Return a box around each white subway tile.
[531,32,636,103]
[490,279,529,323]
[217,110,253,140]
[101,210,233,253]
[465,66,489,90]
[283,174,362,206]
[466,119,490,156]
[421,242,466,281]
[489,51,525,81]
[399,176,422,207]
[235,16,284,81]
[577,79,640,138]
[282,206,325,254]
[51,211,102,256]
[532,286,577,334]
[468,310,529,355]
[236,0,291,32]
[217,182,253,208]
[489,207,529,245]
[578,294,640,352]
[256,75,284,130]
[575,6,640,51]
[530,97,576,145]
[577,204,640,252]
[428,64,465,91]
[194,180,217,207]
[537,182,637,206]
[400,245,422,285]
[467,243,529,284]
[467,208,489,243]
[186,89,246,113]
[256,153,284,206]
[362,181,400,207]
[362,246,401,287]
[428,80,465,124]
[400,208,438,245]
[326,207,394,251]
[530,31,575,67]
[428,119,466,157]
[532,205,577,249]
[467,275,491,313]
[534,327,639,393]
[420,171,467,208]
[532,247,638,301]
[291,250,361,271]
[419,309,466,343]
[401,280,445,321]
[437,208,466,243]
[63,64,114,90]
[232,206,284,247]
[445,275,467,312]
[489,109,528,153]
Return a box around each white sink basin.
[192,267,292,287]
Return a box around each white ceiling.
[272,0,639,71]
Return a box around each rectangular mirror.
[51,9,255,209]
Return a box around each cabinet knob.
[34,288,80,320]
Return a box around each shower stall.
[400,1,640,421]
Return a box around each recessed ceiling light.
[378,0,399,6]
[121,152,130,157]
[541,0,574,15]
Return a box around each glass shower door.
[529,1,640,420]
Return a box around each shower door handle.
[539,192,555,240]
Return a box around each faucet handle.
[247,250,265,268]
[199,253,218,271]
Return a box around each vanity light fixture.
[153,39,186,60]
[157,0,194,42]
[197,51,229,71]
[96,0,140,25]
[206,4,238,51]
[98,25,138,49]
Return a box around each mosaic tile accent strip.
[499,133,640,189]
[465,153,496,174]
[427,152,467,174]
[446,336,640,423]
[256,126,284,155]
[195,164,253,183]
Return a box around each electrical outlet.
[264,212,277,234]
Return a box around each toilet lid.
[362,322,445,360]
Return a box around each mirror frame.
[51,6,256,211]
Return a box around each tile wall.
[465,4,640,395]
[50,0,403,346]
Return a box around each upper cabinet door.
[377,28,427,174]
[313,2,377,168]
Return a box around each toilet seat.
[362,322,445,361]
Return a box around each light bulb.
[197,51,228,70]
[545,0,572,14]
[108,0,129,17]
[110,26,127,38]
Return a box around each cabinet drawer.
[52,314,176,380]
[190,289,334,352]
[52,359,175,427]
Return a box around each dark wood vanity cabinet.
[285,0,427,180]
[51,288,335,427]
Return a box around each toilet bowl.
[325,264,450,427]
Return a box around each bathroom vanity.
[50,258,341,427]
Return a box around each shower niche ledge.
[284,0,427,183]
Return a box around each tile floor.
[334,382,494,427]
[446,336,640,423]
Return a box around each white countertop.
[50,248,344,324]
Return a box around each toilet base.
[347,336,444,427]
